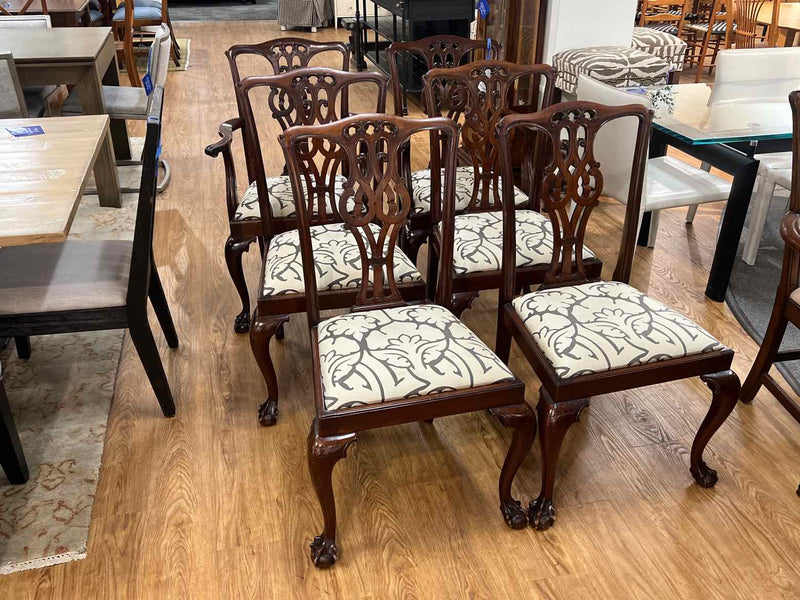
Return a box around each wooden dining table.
[1,0,92,26]
[759,1,800,46]
[0,115,121,247]
[3,26,132,160]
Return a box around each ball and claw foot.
[528,497,555,531]
[258,399,278,427]
[501,499,528,530]
[234,310,250,334]
[310,535,338,569]
[691,460,718,488]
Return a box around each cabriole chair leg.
[225,235,254,334]
[491,403,537,529]
[691,370,740,487]
[249,310,290,426]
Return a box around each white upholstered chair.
[709,48,800,265]
[576,74,732,247]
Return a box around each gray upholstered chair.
[0,52,27,119]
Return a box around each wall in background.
[542,0,635,62]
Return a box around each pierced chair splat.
[205,38,350,334]
[495,101,740,530]
[280,113,534,568]
[422,60,602,316]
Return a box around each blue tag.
[143,72,154,95]
[477,0,489,19]
[156,139,162,159]
[6,125,44,137]
[487,38,492,55]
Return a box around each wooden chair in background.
[639,0,691,35]
[495,101,740,530]
[206,39,350,334]
[0,0,48,16]
[112,0,180,87]
[233,69,420,428]
[740,90,800,496]
[386,35,500,265]
[281,113,535,568]
[421,61,605,317]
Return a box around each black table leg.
[0,377,28,485]
[705,155,759,301]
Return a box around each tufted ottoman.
[631,27,688,83]
[553,46,672,96]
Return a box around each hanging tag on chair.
[477,0,489,20]
[142,42,155,95]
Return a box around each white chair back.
[715,47,800,83]
[0,14,51,28]
[148,25,172,87]
[575,74,652,205]
[0,52,27,119]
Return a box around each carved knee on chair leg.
[691,370,740,488]
[249,313,289,426]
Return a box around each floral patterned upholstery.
[410,166,528,215]
[512,281,725,379]
[442,210,595,275]
[317,304,516,410]
[234,174,348,221]
[262,222,421,296]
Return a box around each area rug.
[169,0,277,22]
[0,190,138,575]
[135,38,191,72]
[727,186,800,395]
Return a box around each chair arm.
[781,212,800,254]
[205,117,244,220]
[204,117,243,158]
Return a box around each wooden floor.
[4,21,800,599]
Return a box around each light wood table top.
[759,2,800,31]
[0,0,89,13]
[0,115,117,247]
[1,26,111,64]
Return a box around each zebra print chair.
[631,27,688,83]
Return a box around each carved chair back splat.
[237,68,389,240]
[281,114,536,569]
[494,102,740,531]
[422,60,556,215]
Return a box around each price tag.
[142,41,155,95]
[476,0,489,19]
[6,126,45,137]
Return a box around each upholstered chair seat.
[261,222,421,296]
[410,166,528,215]
[440,210,596,275]
[511,280,725,379]
[631,27,688,73]
[0,241,132,314]
[235,174,349,221]
[317,303,515,411]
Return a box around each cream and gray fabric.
[262,222,420,296]
[235,174,348,221]
[442,210,595,275]
[0,241,132,314]
[553,46,671,94]
[512,281,725,379]
[631,27,688,72]
[278,0,331,28]
[410,166,528,215]
[317,303,515,410]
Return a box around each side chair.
[0,86,179,418]
[495,101,741,530]
[234,68,424,427]
[280,113,535,569]
[740,90,800,496]
[422,61,603,316]
[205,39,350,334]
[386,36,501,265]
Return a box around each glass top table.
[630,80,799,145]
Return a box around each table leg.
[0,378,28,485]
[785,29,797,47]
[704,156,759,301]
[94,129,122,208]
[101,52,132,161]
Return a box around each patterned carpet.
[0,172,140,574]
